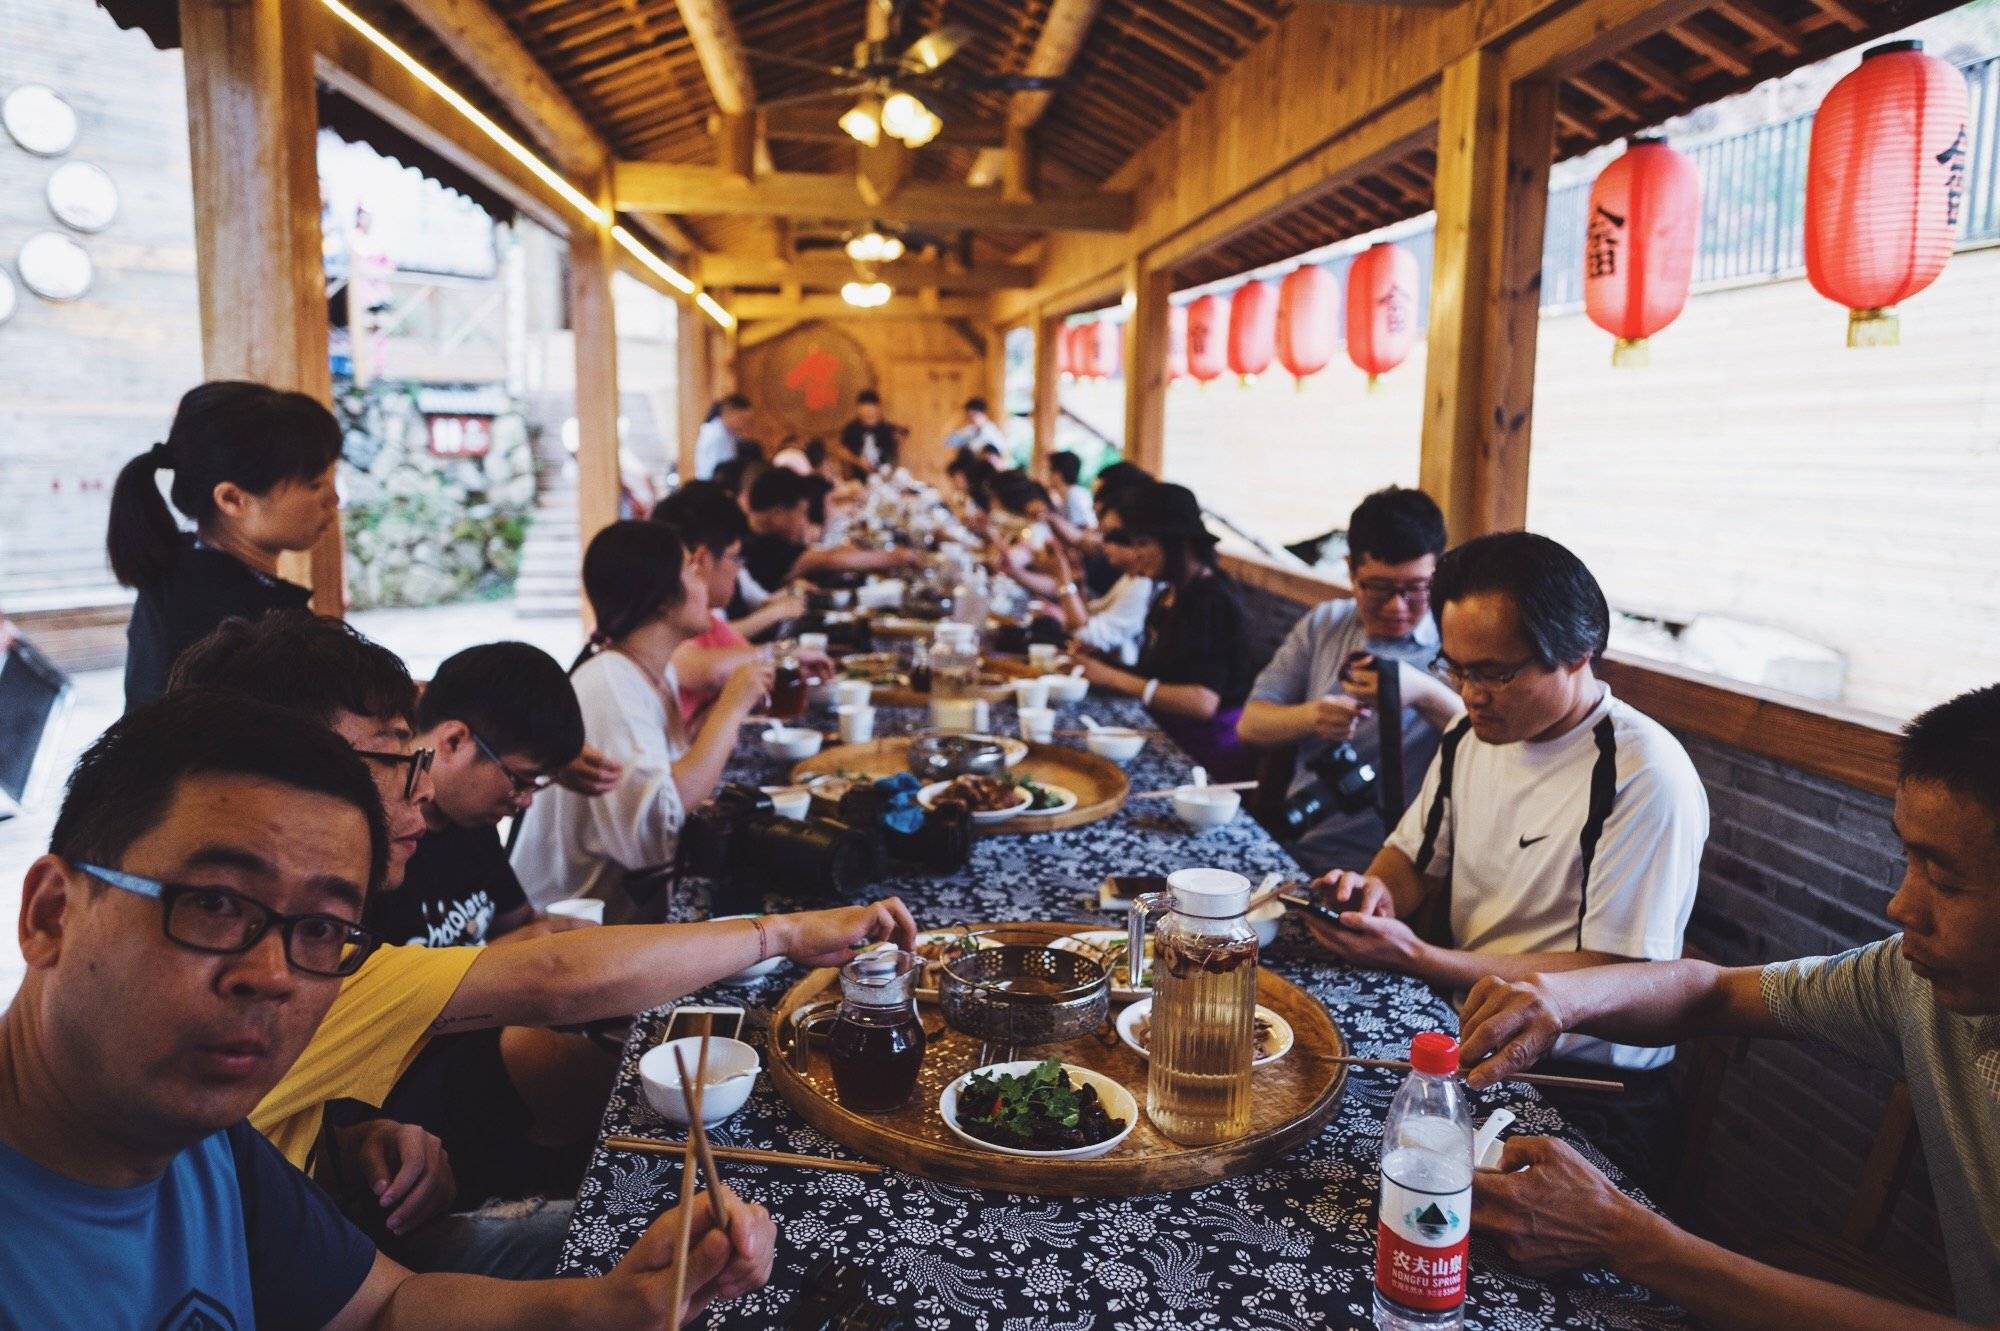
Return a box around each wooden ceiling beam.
[1801,0,1871,32]
[728,293,987,321]
[695,254,1036,290]
[1611,47,1694,102]
[967,0,1101,186]
[1569,71,1649,121]
[1666,19,1754,77]
[616,161,1134,230]
[1714,1,1803,56]
[675,0,776,177]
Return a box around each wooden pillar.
[676,299,708,483]
[1419,48,1556,542]
[570,169,621,555]
[179,0,344,612]
[1031,311,1060,470]
[1122,262,1171,474]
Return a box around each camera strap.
[1372,656,1404,835]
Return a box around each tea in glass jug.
[825,948,927,1113]
[1127,868,1259,1144]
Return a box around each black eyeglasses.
[467,728,554,797]
[1435,653,1540,690]
[1356,578,1432,606]
[81,863,380,978]
[354,746,435,800]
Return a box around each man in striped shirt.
[1459,682,2000,1328]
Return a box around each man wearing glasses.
[1238,487,1464,875]
[1302,530,1707,1197]
[0,691,773,1327]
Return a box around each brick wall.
[1228,567,1950,1298]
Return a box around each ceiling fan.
[743,0,1067,147]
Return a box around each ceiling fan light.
[880,91,933,144]
[838,101,881,147]
[877,235,905,262]
[846,230,902,263]
[841,280,893,308]
[899,107,942,148]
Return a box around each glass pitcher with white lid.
[1127,867,1260,1144]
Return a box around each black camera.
[677,785,878,913]
[1273,653,1404,842]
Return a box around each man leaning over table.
[162,615,918,1179]
[1461,682,2000,1328]
[0,690,775,1328]
[1302,531,1707,1198]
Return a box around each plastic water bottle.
[1373,1032,1473,1330]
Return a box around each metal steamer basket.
[938,932,1110,1063]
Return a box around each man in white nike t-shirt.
[1304,530,1707,1195]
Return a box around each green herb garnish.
[962,1059,1085,1141]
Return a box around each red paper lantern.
[1074,323,1102,379]
[1227,279,1277,384]
[1056,324,1080,379]
[1186,293,1227,383]
[1167,303,1188,381]
[1095,320,1123,380]
[1346,242,1420,384]
[1585,136,1700,367]
[1275,264,1339,385]
[1805,40,1968,347]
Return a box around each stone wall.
[337,384,535,609]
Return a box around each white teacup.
[1011,676,1051,711]
[798,632,829,654]
[545,898,606,924]
[761,785,812,820]
[1027,643,1059,671]
[837,704,877,743]
[1017,705,1056,743]
[832,678,873,709]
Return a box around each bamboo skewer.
[606,1137,886,1175]
[1316,1054,1625,1094]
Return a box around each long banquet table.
[557,692,1691,1330]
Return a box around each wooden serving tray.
[790,738,1128,834]
[865,673,1018,708]
[767,922,1349,1197]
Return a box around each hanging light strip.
[318,0,731,329]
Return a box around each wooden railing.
[1216,549,1901,798]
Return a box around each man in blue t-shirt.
[1237,486,1464,875]
[0,690,774,1329]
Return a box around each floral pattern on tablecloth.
[558,695,1691,1330]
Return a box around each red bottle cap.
[1410,1031,1460,1076]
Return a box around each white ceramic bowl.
[1114,999,1294,1068]
[1173,785,1241,831]
[762,726,824,761]
[711,914,788,981]
[761,785,812,820]
[1043,673,1090,705]
[1248,898,1286,948]
[639,1035,761,1126]
[1084,727,1146,764]
[938,1061,1137,1160]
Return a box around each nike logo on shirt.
[1518,834,1550,848]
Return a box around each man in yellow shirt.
[170,613,919,1264]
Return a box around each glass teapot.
[1127,868,1260,1144]
[788,948,927,1115]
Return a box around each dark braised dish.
[954,1058,1124,1150]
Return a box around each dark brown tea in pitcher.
[828,1008,926,1113]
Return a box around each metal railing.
[1541,52,2000,311]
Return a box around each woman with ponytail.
[109,380,343,710]
[511,520,774,915]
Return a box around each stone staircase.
[513,462,582,621]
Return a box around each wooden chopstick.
[670,1045,729,1229]
[665,1034,704,1331]
[1245,881,1295,915]
[1130,779,1259,799]
[606,1137,886,1176]
[1318,1054,1625,1094]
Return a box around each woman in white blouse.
[513,520,773,914]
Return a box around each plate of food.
[938,1058,1136,1159]
[1114,999,1294,1067]
[1050,929,1152,1000]
[1008,778,1078,818]
[919,775,1033,823]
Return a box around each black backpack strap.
[1412,717,1473,877]
[1574,714,1620,947]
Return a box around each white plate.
[939,1060,1137,1160]
[1114,999,1294,1068]
[1010,781,1078,818]
[918,780,1033,823]
[1050,929,1152,1000]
